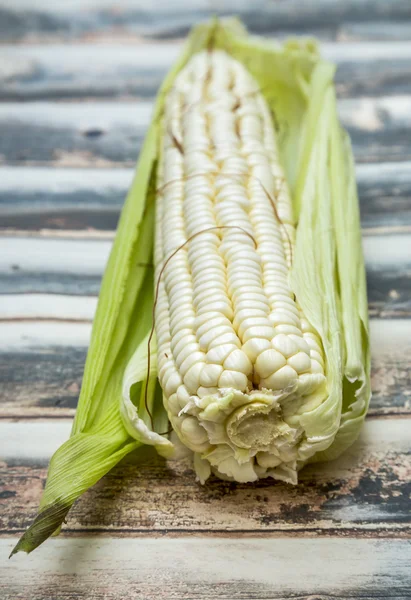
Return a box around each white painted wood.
[1,537,410,597]
[2,41,411,80]
[339,95,411,130]
[356,160,411,182]
[1,417,408,462]
[0,44,182,81]
[0,101,153,129]
[0,419,72,461]
[0,166,133,197]
[0,294,97,321]
[0,231,408,276]
[321,40,411,61]
[0,316,409,392]
[0,237,111,275]
[0,0,407,15]
[0,95,408,133]
[0,161,408,199]
[0,0,211,12]
[370,318,411,354]
[0,321,92,350]
[362,233,411,266]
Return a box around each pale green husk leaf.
[12,18,370,556]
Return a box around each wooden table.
[1,2,411,598]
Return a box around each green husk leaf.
[11,33,198,557]
[120,333,174,457]
[12,18,370,556]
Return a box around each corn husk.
[12,19,370,556]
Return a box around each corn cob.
[155,50,327,483]
[12,21,370,556]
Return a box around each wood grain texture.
[0,167,131,232]
[1,163,411,232]
[1,418,410,535]
[0,97,409,167]
[357,162,411,230]
[1,538,410,600]
[2,42,411,100]
[1,0,410,596]
[1,0,410,42]
[0,319,410,418]
[339,21,411,41]
[1,233,410,315]
[0,102,149,167]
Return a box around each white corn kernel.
[275,324,303,336]
[199,364,224,387]
[242,326,276,342]
[255,348,287,379]
[256,452,282,468]
[166,393,180,415]
[154,49,328,474]
[223,349,253,374]
[287,352,312,374]
[184,362,205,394]
[261,365,298,390]
[242,338,272,362]
[178,352,205,375]
[310,349,325,368]
[164,371,183,397]
[218,370,248,391]
[311,359,324,374]
[174,343,202,368]
[208,332,242,349]
[197,386,219,399]
[177,384,190,407]
[180,416,208,445]
[206,344,238,365]
[272,333,298,358]
[288,334,311,354]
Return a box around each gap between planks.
[0,95,408,130]
[1,162,410,233]
[1,40,411,99]
[1,529,410,539]
[1,416,410,461]
[1,417,410,537]
[0,232,409,319]
[1,319,409,418]
[0,96,409,168]
[0,231,408,277]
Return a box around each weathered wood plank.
[2,538,410,600]
[1,418,71,461]
[1,163,411,232]
[0,166,131,210]
[339,96,411,163]
[370,320,411,415]
[1,0,410,42]
[0,166,131,232]
[1,418,410,535]
[0,237,110,287]
[0,294,97,321]
[0,97,408,166]
[0,321,91,350]
[0,318,410,417]
[1,233,410,316]
[356,162,411,230]
[0,102,149,167]
[0,346,84,416]
[339,21,411,41]
[2,42,411,100]
[364,233,411,318]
